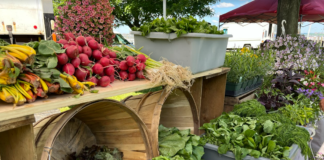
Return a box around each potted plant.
[131,16,232,74]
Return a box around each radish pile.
[56,33,146,87]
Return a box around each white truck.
[0,0,55,44]
[221,22,277,49]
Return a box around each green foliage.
[231,100,266,117]
[278,94,322,126]
[52,0,67,16]
[0,38,10,46]
[224,49,275,83]
[110,0,220,28]
[132,16,224,37]
[155,125,205,160]
[200,114,311,160]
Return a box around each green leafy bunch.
[231,100,267,117]
[200,114,311,160]
[132,16,224,37]
[153,125,205,160]
[278,94,322,126]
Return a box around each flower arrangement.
[54,0,115,45]
[262,35,323,71]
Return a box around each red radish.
[63,63,75,75]
[77,45,83,53]
[126,56,135,66]
[128,73,136,81]
[102,48,110,56]
[137,54,147,63]
[99,72,105,77]
[57,39,68,45]
[136,71,145,79]
[136,63,146,71]
[79,53,92,66]
[107,58,114,65]
[92,63,103,75]
[68,41,77,45]
[128,66,136,74]
[99,57,110,67]
[104,66,115,76]
[64,33,75,41]
[88,40,98,50]
[119,71,128,80]
[63,44,70,49]
[109,51,117,58]
[75,68,88,81]
[114,60,120,66]
[109,75,115,83]
[92,50,103,61]
[85,37,94,42]
[66,46,79,59]
[98,76,111,87]
[76,36,86,46]
[82,46,92,57]
[119,61,128,70]
[135,59,140,64]
[71,57,81,68]
[98,44,104,49]
[56,53,69,65]
[104,55,110,59]
[86,77,98,86]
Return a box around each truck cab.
[0,0,55,44]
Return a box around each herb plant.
[153,125,205,160]
[132,16,224,37]
[271,66,304,94]
[231,100,266,117]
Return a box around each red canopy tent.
[219,0,324,24]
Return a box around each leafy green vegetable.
[0,38,10,46]
[231,100,266,117]
[37,40,65,56]
[200,114,311,160]
[154,125,205,160]
[132,16,224,37]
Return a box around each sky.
[114,0,324,34]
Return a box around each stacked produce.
[56,33,146,87]
[112,45,193,91]
[152,125,205,160]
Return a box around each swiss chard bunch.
[132,16,224,37]
[200,114,290,160]
[153,125,205,160]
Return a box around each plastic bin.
[131,31,232,74]
[203,143,300,160]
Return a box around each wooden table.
[0,67,230,160]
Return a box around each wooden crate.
[224,89,257,113]
[33,100,153,160]
[124,88,199,157]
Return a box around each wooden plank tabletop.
[0,67,230,122]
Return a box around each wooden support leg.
[0,116,36,160]
[190,77,203,116]
[200,73,227,134]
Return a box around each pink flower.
[321,83,324,87]
[310,82,315,86]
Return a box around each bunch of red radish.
[55,33,146,88]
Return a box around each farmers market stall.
[0,67,230,160]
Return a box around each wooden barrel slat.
[34,99,153,160]
[124,88,199,157]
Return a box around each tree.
[277,0,301,36]
[111,0,220,28]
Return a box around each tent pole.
[163,0,166,19]
[300,15,303,34]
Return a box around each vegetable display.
[152,125,205,160]
[132,16,224,37]
[200,114,312,160]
